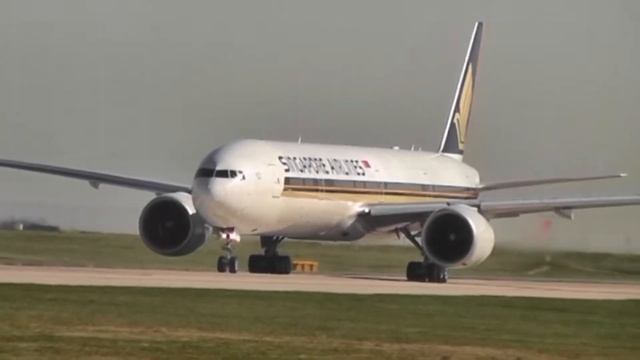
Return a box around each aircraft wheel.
[248,254,269,274]
[228,256,239,274]
[248,254,292,274]
[406,261,427,282]
[437,267,449,283]
[273,255,292,275]
[217,256,229,273]
[426,263,448,283]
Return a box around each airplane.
[2,21,640,283]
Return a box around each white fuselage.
[191,139,480,240]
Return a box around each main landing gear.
[398,228,448,283]
[215,230,291,275]
[247,236,292,275]
[405,261,448,283]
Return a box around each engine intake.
[139,192,207,256]
[421,205,495,268]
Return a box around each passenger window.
[289,178,304,186]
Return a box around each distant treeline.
[0,218,60,232]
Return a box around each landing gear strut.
[217,229,240,273]
[217,241,238,273]
[248,236,292,274]
[398,228,448,283]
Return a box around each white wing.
[0,158,190,194]
[479,173,626,192]
[361,195,640,228]
[474,196,640,218]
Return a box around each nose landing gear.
[216,228,240,273]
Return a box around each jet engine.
[138,192,207,256]
[421,205,494,268]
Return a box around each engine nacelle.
[138,192,207,256]
[421,204,495,268]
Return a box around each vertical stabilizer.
[438,22,483,159]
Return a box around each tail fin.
[438,21,483,159]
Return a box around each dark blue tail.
[438,22,483,159]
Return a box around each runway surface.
[1,265,639,299]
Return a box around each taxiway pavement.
[1,265,639,300]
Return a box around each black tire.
[228,256,239,274]
[217,256,229,273]
[437,268,448,283]
[426,263,448,283]
[248,254,260,273]
[248,254,268,274]
[273,255,292,275]
[426,263,437,283]
[406,261,427,282]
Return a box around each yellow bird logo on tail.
[454,64,474,149]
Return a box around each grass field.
[1,230,640,281]
[0,284,638,359]
[1,231,640,359]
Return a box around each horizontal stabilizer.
[480,173,627,192]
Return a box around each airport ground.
[1,284,639,359]
[1,230,639,359]
[1,230,640,281]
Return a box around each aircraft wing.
[362,195,640,223]
[479,173,627,192]
[0,158,191,194]
[474,196,640,218]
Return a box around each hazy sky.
[0,1,639,252]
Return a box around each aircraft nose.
[191,176,240,227]
[192,177,227,206]
[192,178,211,208]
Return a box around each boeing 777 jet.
[2,22,639,282]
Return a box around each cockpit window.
[195,168,215,178]
[196,168,244,180]
[214,170,234,178]
[214,170,245,179]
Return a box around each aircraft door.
[264,163,284,198]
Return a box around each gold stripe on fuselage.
[282,190,474,203]
[282,184,478,203]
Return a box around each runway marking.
[1,265,639,300]
[526,265,550,275]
